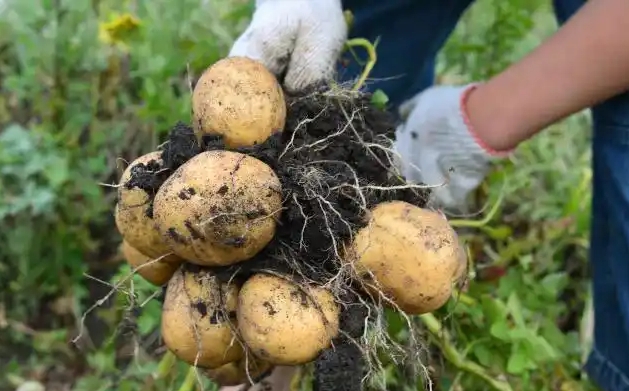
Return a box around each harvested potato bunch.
[192,56,286,148]
[347,201,466,314]
[120,240,181,286]
[237,274,340,366]
[153,150,282,267]
[161,267,244,368]
[202,356,273,386]
[114,151,181,263]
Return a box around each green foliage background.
[0,0,596,390]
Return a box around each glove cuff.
[459,83,515,158]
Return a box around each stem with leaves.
[176,366,198,391]
[419,313,513,391]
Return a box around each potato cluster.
[113,56,467,387]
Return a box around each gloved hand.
[229,0,347,92]
[394,84,513,212]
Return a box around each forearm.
[466,0,629,151]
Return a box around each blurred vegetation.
[0,0,596,390]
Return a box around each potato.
[346,201,466,315]
[153,150,282,267]
[237,274,340,365]
[161,267,244,368]
[202,356,273,386]
[120,240,181,286]
[192,56,286,148]
[114,151,181,263]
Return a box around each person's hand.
[393,84,512,212]
[229,0,347,92]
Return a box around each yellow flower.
[98,13,141,48]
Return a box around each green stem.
[176,366,198,391]
[419,313,513,391]
[343,10,354,31]
[344,38,377,91]
[448,187,505,229]
[154,350,177,380]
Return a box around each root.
[102,74,435,390]
[73,252,175,345]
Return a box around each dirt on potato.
[128,85,431,390]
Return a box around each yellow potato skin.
[153,150,282,267]
[121,240,181,286]
[192,56,286,148]
[348,201,466,315]
[202,357,273,386]
[161,267,244,368]
[114,151,181,263]
[237,274,340,366]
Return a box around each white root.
[268,91,435,389]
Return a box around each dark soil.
[314,342,365,391]
[126,86,431,391]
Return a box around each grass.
[0,0,596,390]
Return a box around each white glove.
[229,0,347,92]
[394,84,511,212]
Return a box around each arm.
[467,0,629,151]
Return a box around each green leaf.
[472,343,494,367]
[506,342,533,374]
[506,291,526,327]
[489,321,511,341]
[385,308,406,338]
[480,295,507,324]
[370,89,389,110]
[540,272,569,296]
[528,335,560,361]
[485,224,513,240]
[137,300,161,335]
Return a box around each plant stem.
[290,366,304,391]
[419,313,513,391]
[154,350,177,380]
[177,366,198,391]
[343,10,354,31]
[448,189,504,229]
[344,38,377,91]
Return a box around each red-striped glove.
[394,84,513,212]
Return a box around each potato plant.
[111,49,468,391]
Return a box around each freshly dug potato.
[161,267,244,368]
[153,150,282,266]
[121,240,181,286]
[347,201,466,315]
[202,356,273,386]
[237,274,340,365]
[114,151,181,263]
[192,56,286,148]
